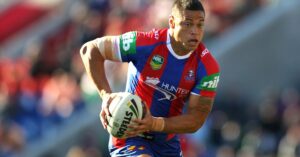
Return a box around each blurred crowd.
[0,0,287,157]
[183,85,300,157]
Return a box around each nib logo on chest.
[150,55,164,70]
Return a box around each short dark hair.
[172,0,205,15]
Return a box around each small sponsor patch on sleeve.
[201,48,209,57]
[196,73,220,91]
[119,32,137,56]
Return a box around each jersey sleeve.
[115,30,160,64]
[116,31,138,63]
[191,50,220,98]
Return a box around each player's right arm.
[80,36,121,93]
[79,36,121,129]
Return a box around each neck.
[170,36,191,56]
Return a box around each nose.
[190,25,199,35]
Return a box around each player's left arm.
[126,95,213,135]
[163,94,213,133]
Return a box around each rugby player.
[80,0,220,156]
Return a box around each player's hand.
[125,106,154,138]
[99,91,118,130]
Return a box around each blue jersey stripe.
[126,43,164,94]
[150,51,187,117]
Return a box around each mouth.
[188,39,199,45]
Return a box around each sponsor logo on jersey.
[144,77,189,101]
[128,146,136,151]
[153,29,159,40]
[201,48,209,57]
[197,73,220,91]
[120,32,136,55]
[150,55,164,70]
[138,146,145,150]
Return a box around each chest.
[137,46,198,99]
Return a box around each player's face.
[170,10,205,53]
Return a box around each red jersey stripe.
[134,45,169,109]
[201,53,219,75]
[112,137,126,148]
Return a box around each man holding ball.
[80,0,220,156]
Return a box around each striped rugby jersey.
[110,28,220,148]
[114,28,220,118]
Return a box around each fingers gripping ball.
[106,92,146,139]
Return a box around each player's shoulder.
[196,43,220,74]
[135,28,168,46]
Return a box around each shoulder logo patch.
[197,73,220,91]
[120,32,136,55]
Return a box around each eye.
[197,23,204,28]
[182,22,192,27]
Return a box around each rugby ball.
[106,92,145,139]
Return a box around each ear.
[169,15,175,29]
